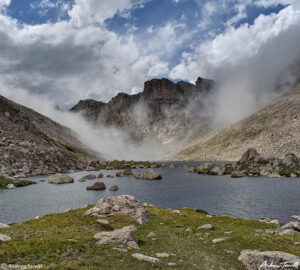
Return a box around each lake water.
[0,166,299,224]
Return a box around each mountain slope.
[71,77,214,147]
[175,83,300,161]
[0,95,94,178]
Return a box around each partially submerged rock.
[94,225,137,245]
[79,174,96,182]
[238,250,300,270]
[48,173,74,184]
[134,169,162,180]
[84,195,151,224]
[97,173,104,178]
[86,182,106,190]
[109,185,119,191]
[231,171,244,178]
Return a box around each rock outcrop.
[0,233,11,242]
[238,250,300,270]
[48,174,74,184]
[84,195,151,224]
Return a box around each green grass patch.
[0,178,36,189]
[0,206,299,269]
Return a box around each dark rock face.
[70,77,215,145]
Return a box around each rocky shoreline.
[188,148,300,178]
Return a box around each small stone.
[132,253,160,263]
[155,253,169,258]
[198,224,214,230]
[98,173,104,178]
[186,227,193,232]
[270,219,280,225]
[212,237,229,244]
[172,210,181,214]
[224,231,233,234]
[147,232,156,238]
[127,241,140,251]
[95,219,111,229]
[6,184,15,189]
[294,242,300,245]
[63,208,71,213]
[168,262,176,266]
[35,216,40,219]
[206,215,213,218]
[112,247,127,252]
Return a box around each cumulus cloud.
[170,3,300,125]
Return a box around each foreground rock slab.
[84,195,151,224]
[132,253,160,264]
[238,250,300,270]
[48,174,74,184]
[94,225,137,246]
[0,233,11,242]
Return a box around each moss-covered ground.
[0,206,299,269]
[0,178,36,189]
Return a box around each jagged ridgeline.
[70,77,215,146]
[0,95,95,178]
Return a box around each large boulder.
[48,173,74,184]
[134,169,162,180]
[94,225,137,245]
[86,182,106,190]
[238,148,261,164]
[238,250,300,270]
[84,195,151,224]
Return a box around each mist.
[0,86,167,161]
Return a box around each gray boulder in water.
[84,195,151,224]
[86,182,106,190]
[238,250,300,270]
[48,173,74,184]
[134,169,162,180]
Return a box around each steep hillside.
[71,77,214,146]
[0,95,94,178]
[175,83,300,161]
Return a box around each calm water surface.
[0,165,299,224]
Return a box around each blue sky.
[0,0,299,109]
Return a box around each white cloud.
[170,3,300,125]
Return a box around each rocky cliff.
[176,82,300,161]
[71,77,215,146]
[0,95,95,178]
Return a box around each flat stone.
[168,262,176,266]
[112,247,127,252]
[291,215,300,221]
[155,252,170,258]
[132,253,160,263]
[94,225,137,245]
[198,224,214,230]
[172,210,181,214]
[63,208,72,213]
[212,237,229,244]
[278,229,298,235]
